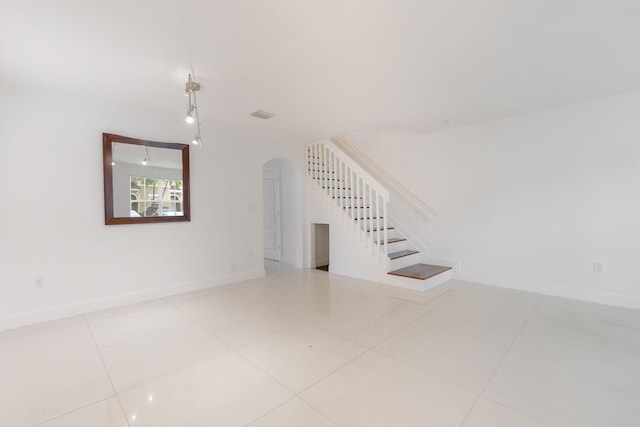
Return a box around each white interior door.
[263,167,281,261]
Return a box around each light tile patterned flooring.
[1,262,639,426]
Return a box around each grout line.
[296,395,343,427]
[457,296,541,426]
[244,395,300,426]
[31,396,121,427]
[232,320,369,394]
[479,396,556,427]
[232,348,299,395]
[82,315,132,427]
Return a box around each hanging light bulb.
[142,146,151,166]
[111,142,117,166]
[186,106,195,124]
[191,135,200,145]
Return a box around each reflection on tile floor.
[1,261,639,426]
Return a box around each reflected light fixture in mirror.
[103,133,190,225]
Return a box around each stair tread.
[354,217,383,220]
[388,263,452,280]
[388,250,420,260]
[376,237,406,245]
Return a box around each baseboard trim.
[0,268,266,332]
[455,272,640,310]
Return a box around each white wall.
[349,92,640,308]
[0,84,302,330]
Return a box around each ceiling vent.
[251,110,275,120]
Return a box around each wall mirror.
[103,133,190,225]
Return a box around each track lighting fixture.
[184,74,202,145]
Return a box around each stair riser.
[389,252,422,271]
[383,269,453,292]
[379,239,408,252]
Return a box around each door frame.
[263,166,282,261]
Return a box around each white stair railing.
[306,140,389,262]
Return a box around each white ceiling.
[2,0,640,141]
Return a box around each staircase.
[306,140,453,291]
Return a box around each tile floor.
[1,262,639,426]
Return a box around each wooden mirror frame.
[103,133,191,225]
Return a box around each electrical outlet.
[593,262,606,274]
[34,278,44,289]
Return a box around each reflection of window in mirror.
[128,177,183,217]
[103,133,190,225]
